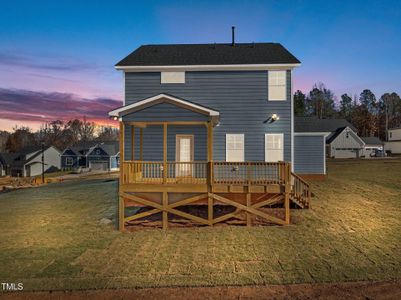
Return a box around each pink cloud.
[0,88,121,131]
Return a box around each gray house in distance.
[108,39,324,230]
[86,142,120,171]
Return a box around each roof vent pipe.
[231,26,235,46]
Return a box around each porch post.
[163,122,167,183]
[119,121,125,232]
[131,125,135,161]
[140,128,143,161]
[207,121,214,189]
[207,121,213,161]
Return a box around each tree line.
[294,83,401,140]
[0,118,119,153]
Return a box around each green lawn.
[0,159,400,291]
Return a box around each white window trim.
[265,133,284,162]
[226,134,245,162]
[161,71,185,84]
[268,70,287,101]
[66,157,73,166]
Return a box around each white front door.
[176,135,194,176]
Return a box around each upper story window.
[268,70,287,101]
[161,72,185,84]
[226,134,244,162]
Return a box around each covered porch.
[109,94,310,230]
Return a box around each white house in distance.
[0,146,61,177]
[295,117,366,159]
[326,126,366,158]
[384,127,401,154]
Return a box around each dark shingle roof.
[98,142,119,156]
[361,137,382,145]
[294,117,357,133]
[0,152,17,165]
[116,43,300,66]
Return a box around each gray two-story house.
[109,41,317,231]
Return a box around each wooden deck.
[118,161,311,230]
[117,121,311,231]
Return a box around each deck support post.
[208,193,213,225]
[162,191,168,230]
[246,193,252,227]
[284,163,291,224]
[119,196,125,232]
[119,121,125,232]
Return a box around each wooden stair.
[290,172,311,209]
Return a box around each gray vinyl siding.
[294,136,325,174]
[123,71,292,162]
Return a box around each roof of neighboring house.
[116,43,300,67]
[0,152,16,165]
[1,146,59,169]
[361,137,383,145]
[88,142,119,157]
[294,117,358,133]
[63,142,98,156]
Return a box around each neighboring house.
[0,153,16,176]
[2,146,61,177]
[326,127,365,158]
[86,142,120,171]
[60,142,97,169]
[0,154,8,176]
[294,117,365,159]
[361,137,383,157]
[109,40,318,231]
[61,142,120,171]
[384,127,401,154]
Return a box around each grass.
[0,159,400,291]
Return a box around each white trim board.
[108,93,220,118]
[294,132,331,136]
[116,63,301,72]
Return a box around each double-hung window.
[66,157,73,166]
[268,71,286,100]
[226,134,244,162]
[265,134,284,162]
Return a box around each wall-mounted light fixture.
[264,113,280,124]
[110,116,119,121]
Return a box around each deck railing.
[290,172,311,208]
[121,161,287,185]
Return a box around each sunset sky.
[1,0,400,131]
